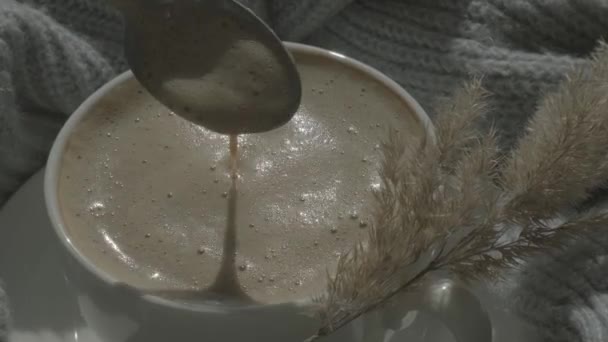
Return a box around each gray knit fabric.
[1,0,608,341]
[0,283,6,342]
[514,227,608,342]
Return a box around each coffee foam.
[57,51,424,304]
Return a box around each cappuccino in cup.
[55,47,426,305]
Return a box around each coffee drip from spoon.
[110,0,302,303]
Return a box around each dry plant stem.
[311,81,499,339]
[310,43,608,341]
[503,43,608,221]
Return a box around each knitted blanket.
[1,0,608,341]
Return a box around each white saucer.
[0,170,536,342]
[0,170,103,342]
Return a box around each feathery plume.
[309,43,608,341]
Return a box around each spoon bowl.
[115,0,302,134]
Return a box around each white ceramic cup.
[44,43,489,342]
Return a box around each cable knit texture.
[0,284,6,342]
[1,1,608,341]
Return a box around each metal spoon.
[112,0,302,134]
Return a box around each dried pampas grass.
[308,43,608,340]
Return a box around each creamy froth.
[57,51,424,304]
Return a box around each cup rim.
[44,42,435,312]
